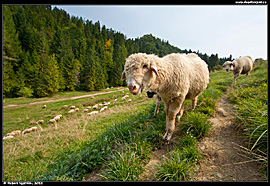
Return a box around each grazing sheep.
[12,130,21,136]
[122,53,209,141]
[127,99,132,102]
[75,108,79,112]
[3,136,14,140]
[54,116,61,122]
[31,127,38,132]
[37,120,44,124]
[92,105,98,109]
[87,106,91,109]
[222,56,253,82]
[87,111,99,116]
[22,128,32,134]
[61,105,68,110]
[67,109,75,114]
[48,119,56,124]
[70,106,76,109]
[114,98,117,102]
[56,115,62,119]
[83,108,89,112]
[43,105,47,109]
[121,95,129,101]
[100,106,108,113]
[6,130,21,137]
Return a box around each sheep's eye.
[143,64,147,69]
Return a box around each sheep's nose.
[128,84,136,91]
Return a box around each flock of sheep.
[3,93,133,140]
[122,53,253,141]
[4,52,253,142]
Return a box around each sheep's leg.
[154,94,161,117]
[191,96,198,110]
[233,72,240,82]
[176,100,185,122]
[163,96,184,141]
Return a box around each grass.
[227,60,267,173]
[3,60,267,181]
[3,88,150,181]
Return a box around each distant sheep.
[54,116,61,122]
[36,120,44,124]
[67,109,75,114]
[31,127,38,132]
[75,108,79,112]
[83,109,89,112]
[43,105,47,109]
[48,119,56,124]
[56,115,62,119]
[121,95,129,101]
[87,111,99,116]
[3,136,14,140]
[222,56,253,82]
[70,106,76,109]
[92,105,98,109]
[22,128,32,135]
[61,105,68,110]
[122,53,209,141]
[6,130,21,137]
[99,106,108,113]
[127,99,132,102]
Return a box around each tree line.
[3,5,232,98]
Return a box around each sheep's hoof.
[162,131,173,141]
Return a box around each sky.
[54,5,267,60]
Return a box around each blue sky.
[54,5,267,60]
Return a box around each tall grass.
[227,60,267,173]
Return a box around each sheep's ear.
[150,65,159,78]
[121,71,126,80]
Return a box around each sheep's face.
[222,61,235,72]
[122,53,159,95]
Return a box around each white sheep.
[87,106,91,109]
[31,127,38,132]
[61,105,68,110]
[122,53,209,141]
[92,105,98,109]
[87,111,99,116]
[114,98,117,102]
[48,119,56,124]
[54,116,61,122]
[56,115,63,119]
[127,99,132,102]
[67,109,75,114]
[22,128,32,135]
[3,136,14,140]
[222,56,253,82]
[43,105,47,109]
[83,108,89,112]
[36,120,44,124]
[70,106,76,109]
[6,130,21,137]
[75,108,79,112]
[99,106,108,113]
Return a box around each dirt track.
[190,88,264,181]
[139,87,264,181]
[3,88,126,109]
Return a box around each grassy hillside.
[3,60,267,181]
[227,60,267,172]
